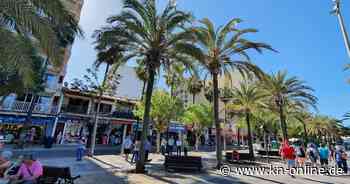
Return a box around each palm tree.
[187,75,203,104]
[88,39,124,155]
[293,110,312,143]
[185,18,274,167]
[164,64,185,97]
[0,0,82,90]
[259,71,317,142]
[227,82,266,159]
[93,0,195,173]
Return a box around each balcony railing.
[0,101,58,114]
[61,105,89,114]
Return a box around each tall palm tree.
[93,0,196,173]
[259,71,317,142]
[187,75,203,104]
[86,40,124,155]
[227,82,266,159]
[164,64,185,97]
[184,18,274,167]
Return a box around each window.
[45,74,58,90]
[94,103,112,114]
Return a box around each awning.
[0,114,54,126]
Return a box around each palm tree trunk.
[245,112,254,160]
[212,72,222,168]
[278,105,288,142]
[141,81,146,101]
[156,131,161,153]
[192,94,196,104]
[237,128,241,146]
[90,64,110,156]
[302,121,308,143]
[136,67,155,173]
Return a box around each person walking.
[335,146,348,174]
[145,138,152,162]
[319,143,330,167]
[281,141,296,178]
[183,138,189,157]
[176,137,182,156]
[131,139,140,163]
[296,144,306,167]
[307,143,319,167]
[167,136,175,156]
[76,137,86,161]
[123,135,133,161]
[160,137,167,155]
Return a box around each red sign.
[111,120,133,125]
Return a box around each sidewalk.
[39,152,350,184]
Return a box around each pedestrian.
[183,138,189,157]
[296,144,306,167]
[281,141,296,178]
[176,137,182,156]
[76,137,86,161]
[123,135,133,161]
[335,146,348,174]
[131,139,140,163]
[306,143,318,167]
[145,138,152,162]
[56,132,62,144]
[167,136,174,156]
[160,137,167,155]
[318,143,330,167]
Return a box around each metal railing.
[0,101,58,114]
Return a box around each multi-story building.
[175,71,247,144]
[54,88,137,144]
[0,0,84,143]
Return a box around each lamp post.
[332,0,350,58]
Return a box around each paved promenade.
[38,151,350,184]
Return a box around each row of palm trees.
[92,0,276,171]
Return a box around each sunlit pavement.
[38,151,350,184]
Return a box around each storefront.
[55,115,90,144]
[0,114,55,144]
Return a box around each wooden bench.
[257,150,280,156]
[225,151,254,164]
[38,166,80,184]
[164,156,202,172]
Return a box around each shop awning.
[0,114,54,126]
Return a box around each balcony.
[61,104,89,115]
[0,101,58,114]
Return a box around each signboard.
[0,115,54,126]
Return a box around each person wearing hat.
[9,153,43,184]
[0,151,12,177]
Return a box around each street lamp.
[331,0,350,58]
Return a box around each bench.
[225,151,254,164]
[38,166,80,184]
[164,156,202,172]
[257,150,280,156]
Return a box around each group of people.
[0,144,43,184]
[122,135,152,163]
[160,136,189,157]
[280,141,348,175]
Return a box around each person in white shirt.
[167,136,175,156]
[123,136,133,161]
[176,138,182,156]
[161,138,167,155]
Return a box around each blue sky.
[67,0,350,125]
